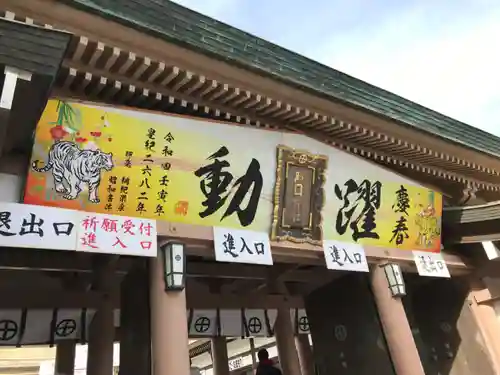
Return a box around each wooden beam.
[6,0,500,185]
[187,262,335,283]
[0,248,133,273]
[163,223,471,274]
[227,263,299,294]
[0,290,118,308]
[450,233,500,244]
[186,292,303,309]
[0,108,9,156]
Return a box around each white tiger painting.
[32,141,114,203]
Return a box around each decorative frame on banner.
[271,145,328,245]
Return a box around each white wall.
[38,343,120,375]
[0,172,22,203]
[194,336,313,374]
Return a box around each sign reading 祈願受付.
[412,250,450,278]
[77,212,157,257]
[323,240,369,272]
[213,227,272,265]
[0,202,157,257]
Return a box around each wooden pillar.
[274,307,301,375]
[295,335,314,375]
[119,261,151,375]
[87,258,116,375]
[211,337,230,375]
[249,338,257,370]
[371,264,425,375]
[150,257,190,375]
[54,340,76,375]
[468,278,500,373]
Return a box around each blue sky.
[172,0,500,136]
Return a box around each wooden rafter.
[3,11,500,195]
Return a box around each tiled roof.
[62,0,500,157]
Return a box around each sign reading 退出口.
[25,99,442,253]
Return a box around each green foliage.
[50,100,82,132]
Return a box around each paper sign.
[0,202,157,257]
[0,308,95,346]
[76,212,157,257]
[413,251,450,278]
[213,227,273,265]
[188,309,218,337]
[0,202,78,251]
[228,358,243,371]
[290,308,310,335]
[482,241,500,260]
[323,240,369,272]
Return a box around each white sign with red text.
[76,212,157,257]
[0,202,157,257]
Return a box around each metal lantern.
[381,262,406,297]
[161,242,186,291]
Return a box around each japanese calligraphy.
[390,216,409,245]
[124,151,133,168]
[118,176,130,212]
[105,175,117,211]
[213,227,272,265]
[412,251,450,278]
[81,232,98,248]
[323,240,369,272]
[135,128,156,214]
[0,211,74,238]
[292,170,304,224]
[0,211,15,236]
[334,179,382,241]
[329,245,363,267]
[77,212,157,256]
[221,233,266,258]
[392,185,410,215]
[0,204,79,253]
[81,215,99,248]
[52,222,75,236]
[155,131,174,217]
[0,201,156,256]
[195,146,263,227]
[19,213,44,236]
[390,185,410,245]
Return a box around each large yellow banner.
[24,100,441,252]
[326,180,441,251]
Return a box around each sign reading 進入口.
[0,202,157,257]
[24,100,442,252]
[213,226,272,265]
[412,250,450,278]
[323,240,369,272]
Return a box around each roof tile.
[62,0,500,157]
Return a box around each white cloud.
[297,4,500,135]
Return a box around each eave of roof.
[444,201,500,224]
[58,0,500,159]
